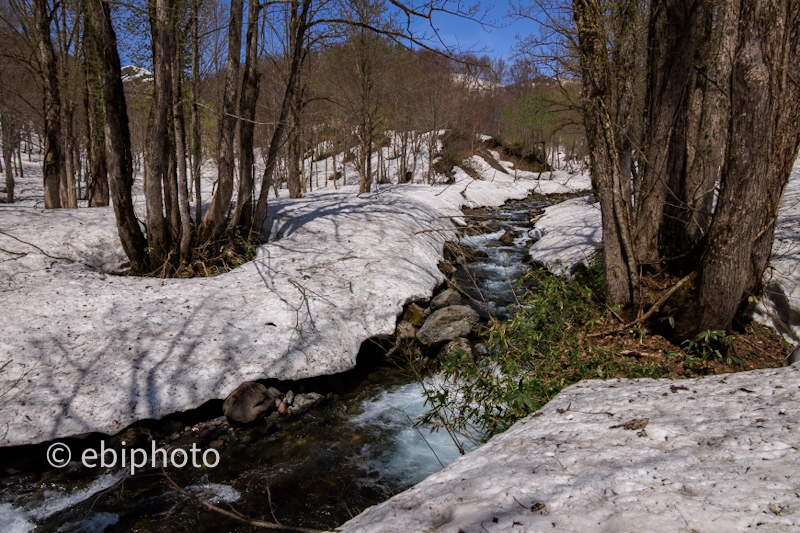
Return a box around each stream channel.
[0,194,562,533]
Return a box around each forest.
[1,0,799,531]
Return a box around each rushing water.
[0,196,550,533]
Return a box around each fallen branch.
[587,273,693,338]
[162,470,322,532]
[0,230,74,262]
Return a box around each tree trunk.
[143,0,176,267]
[83,0,148,269]
[84,36,109,207]
[172,41,193,262]
[196,0,243,243]
[191,0,202,223]
[676,0,800,336]
[229,0,262,231]
[62,104,78,208]
[1,111,14,203]
[573,0,640,309]
[633,0,711,265]
[251,0,311,235]
[32,0,63,208]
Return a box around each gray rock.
[222,381,277,424]
[438,259,457,276]
[498,230,516,246]
[289,392,324,416]
[417,305,480,345]
[430,289,462,311]
[402,303,427,326]
[528,228,545,241]
[285,390,295,405]
[396,320,417,339]
[438,337,474,362]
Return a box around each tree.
[31,0,63,208]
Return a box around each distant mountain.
[121,65,153,83]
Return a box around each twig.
[587,273,693,338]
[162,470,322,532]
[0,230,73,262]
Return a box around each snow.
[338,363,800,533]
[528,195,602,275]
[756,157,800,344]
[0,137,591,447]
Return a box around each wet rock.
[438,259,457,277]
[396,320,417,339]
[498,230,517,246]
[438,337,474,362]
[430,289,462,311]
[209,439,224,449]
[482,220,502,232]
[277,400,288,415]
[161,419,184,436]
[285,390,295,405]
[112,427,151,448]
[223,381,278,424]
[417,305,480,345]
[402,303,427,326]
[266,386,282,398]
[289,392,324,416]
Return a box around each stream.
[0,194,557,533]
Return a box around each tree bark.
[229,0,262,231]
[191,0,202,223]
[32,0,63,208]
[676,0,800,336]
[196,0,243,244]
[633,0,711,265]
[83,0,148,269]
[573,0,640,309]
[1,110,15,203]
[251,0,311,235]
[143,0,176,267]
[84,35,109,207]
[173,30,193,262]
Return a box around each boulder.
[396,320,417,339]
[223,381,277,424]
[417,305,480,345]
[438,337,474,362]
[528,228,545,242]
[498,230,516,246]
[289,392,324,416]
[402,303,427,326]
[430,289,461,311]
[438,259,457,277]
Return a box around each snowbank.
[339,363,800,532]
[528,195,602,275]
[0,152,590,446]
[757,157,800,344]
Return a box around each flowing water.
[0,195,553,533]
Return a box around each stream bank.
[0,193,570,533]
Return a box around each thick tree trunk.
[661,0,738,259]
[32,0,62,208]
[229,0,262,231]
[62,105,78,208]
[573,0,640,309]
[676,0,800,336]
[143,0,176,267]
[196,0,243,243]
[83,0,148,269]
[633,0,711,264]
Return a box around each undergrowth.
[419,262,789,444]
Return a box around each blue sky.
[409,1,533,60]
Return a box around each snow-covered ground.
[339,363,800,532]
[0,137,591,447]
